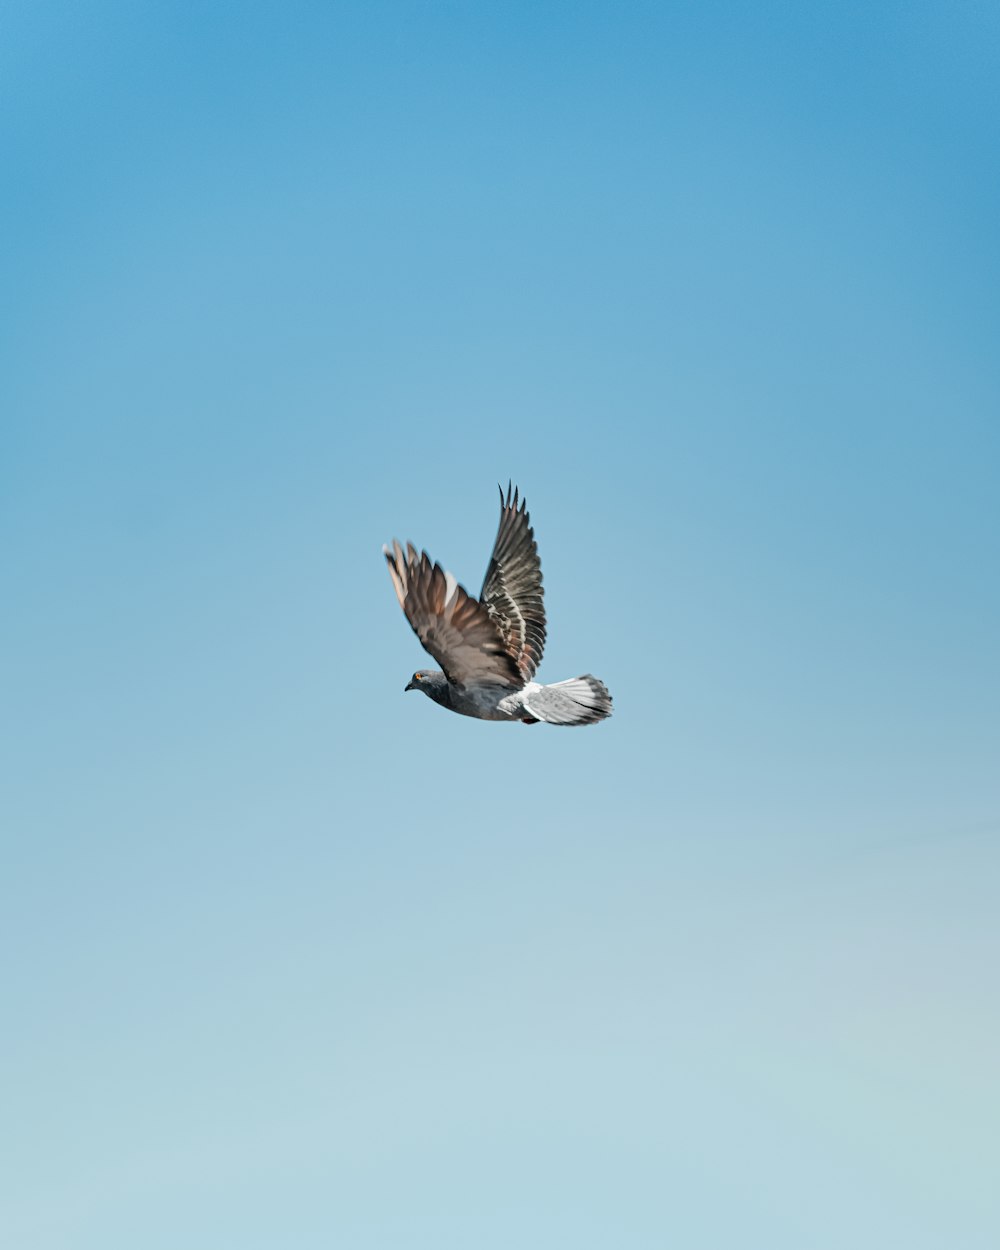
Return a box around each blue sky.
[2,2,999,1246]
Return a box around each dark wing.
[479,483,546,681]
[383,540,524,690]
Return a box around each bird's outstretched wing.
[383,541,524,690]
[479,483,546,681]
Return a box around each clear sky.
[3,3,999,1247]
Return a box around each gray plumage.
[384,484,612,726]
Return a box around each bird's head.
[405,669,446,699]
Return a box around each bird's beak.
[404,679,415,692]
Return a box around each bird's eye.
[414,673,422,681]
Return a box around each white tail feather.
[524,675,613,726]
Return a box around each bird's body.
[384,486,612,727]
[408,671,522,720]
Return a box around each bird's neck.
[421,672,452,707]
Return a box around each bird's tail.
[524,675,613,726]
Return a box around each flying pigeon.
[383,484,613,726]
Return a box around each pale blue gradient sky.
[2,3,999,1247]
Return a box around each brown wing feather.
[384,540,523,690]
[479,483,547,681]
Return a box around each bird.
[383,484,613,726]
